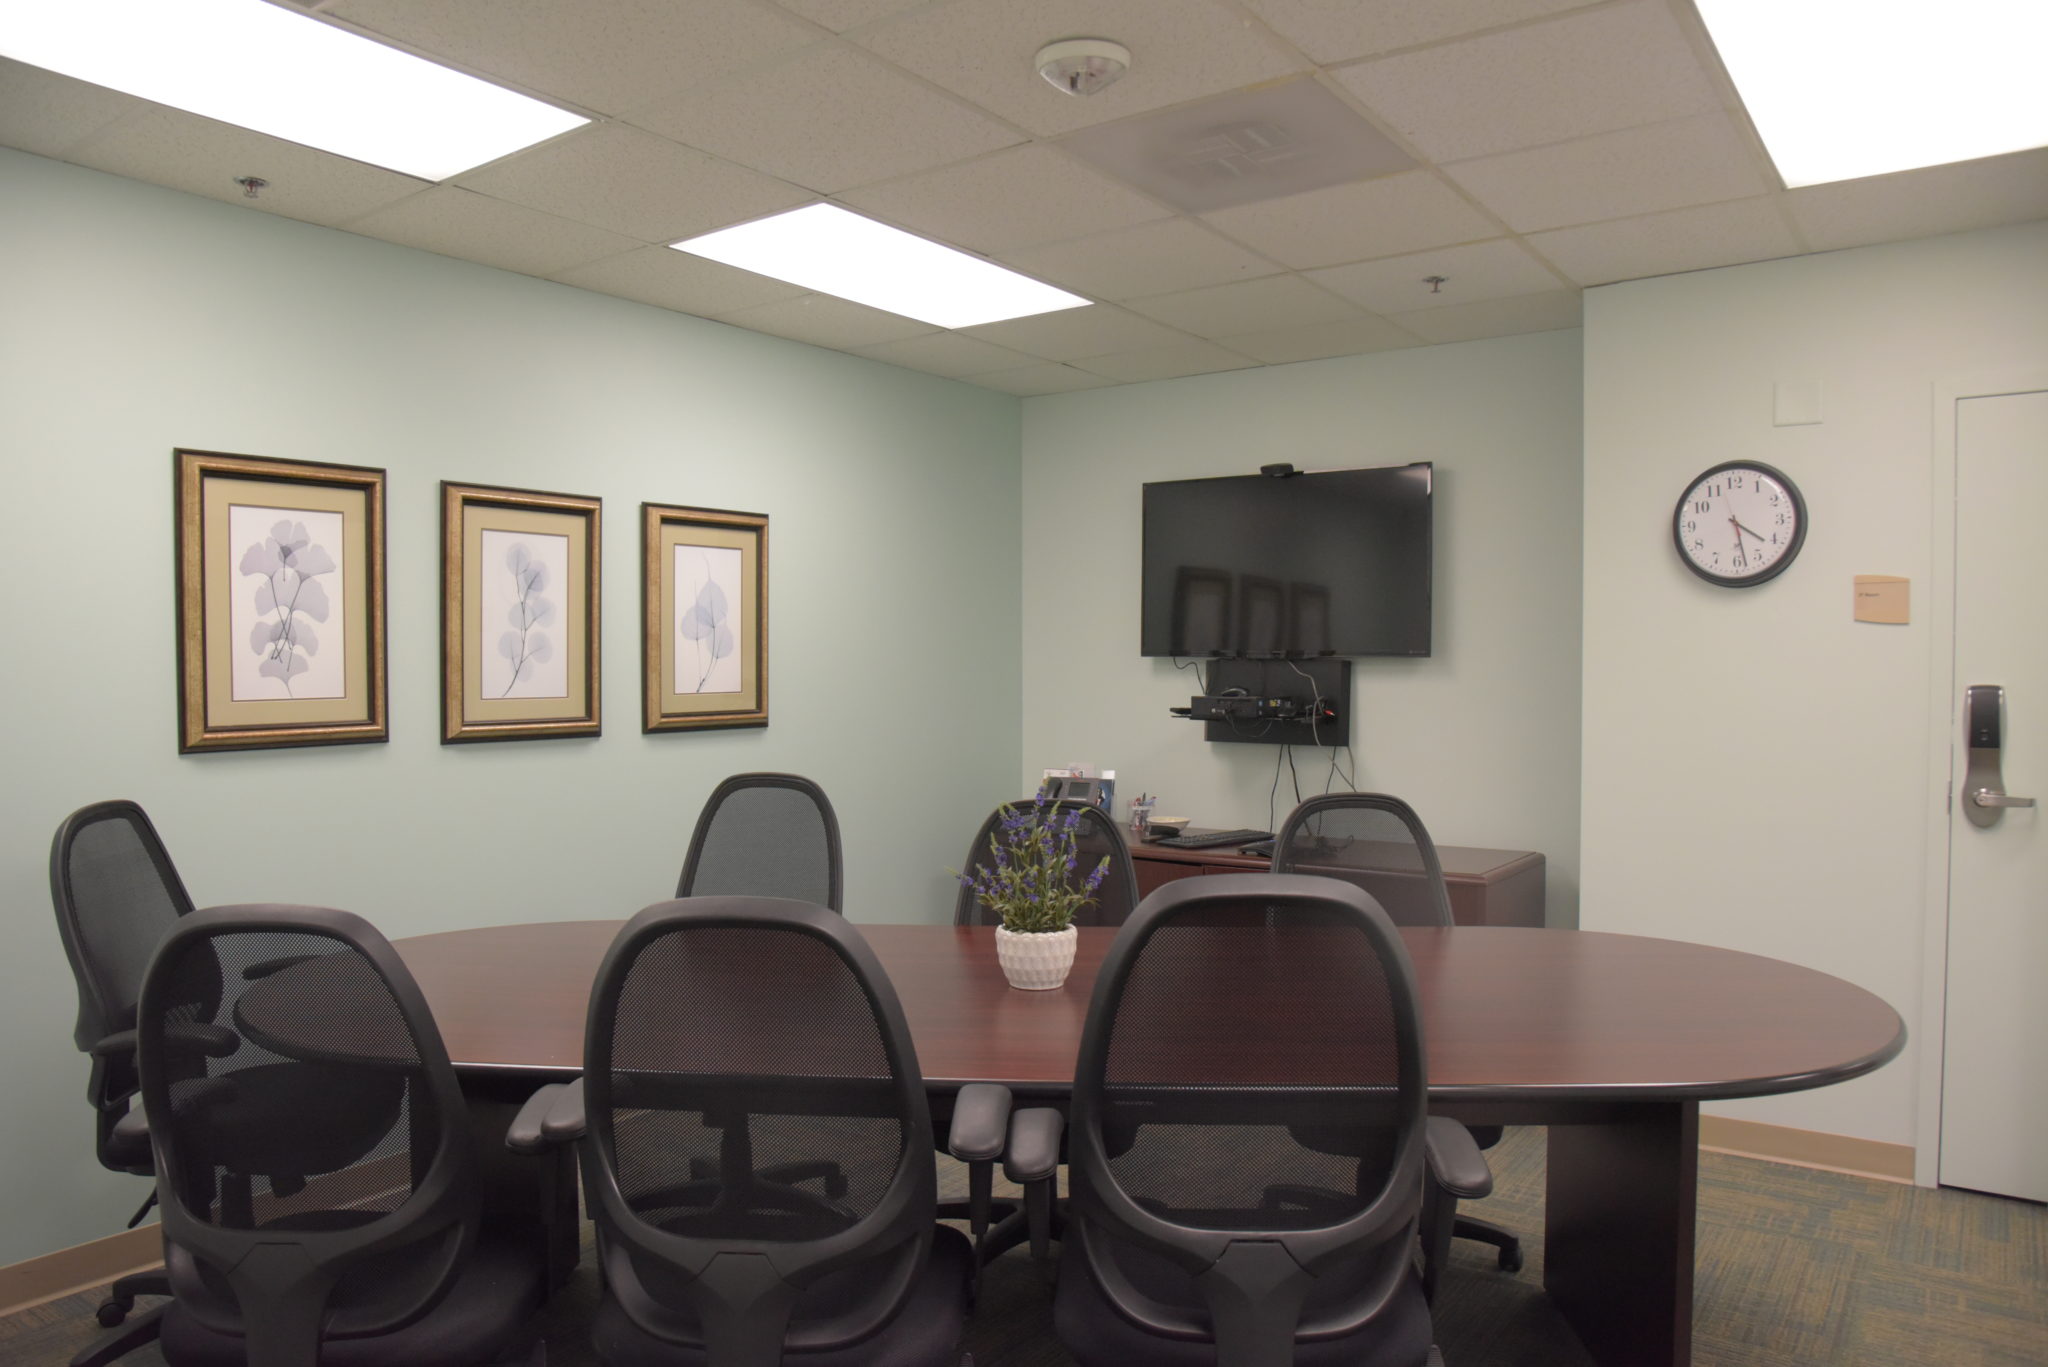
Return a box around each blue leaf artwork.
[674,546,741,693]
[481,531,570,700]
[234,514,340,699]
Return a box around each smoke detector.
[1035,38,1130,97]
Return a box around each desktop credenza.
[1129,832,1547,927]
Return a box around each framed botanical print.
[642,503,767,732]
[175,449,388,753]
[441,482,601,743]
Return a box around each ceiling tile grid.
[837,142,1171,255]
[2,0,2042,393]
[1330,1,1723,164]
[455,121,811,244]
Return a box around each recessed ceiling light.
[1697,0,2048,187]
[0,0,588,181]
[673,205,1091,330]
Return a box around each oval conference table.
[389,921,1904,1367]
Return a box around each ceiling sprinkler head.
[235,176,269,199]
[1035,38,1131,97]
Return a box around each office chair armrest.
[507,1077,585,1153]
[89,1029,139,1059]
[110,1104,151,1151]
[947,1082,1012,1163]
[1425,1116,1494,1200]
[1003,1107,1064,1186]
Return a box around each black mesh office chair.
[1053,874,1440,1367]
[1275,792,1525,1293]
[511,897,972,1366]
[952,799,1139,928]
[48,801,197,1364]
[139,904,549,1367]
[678,773,843,912]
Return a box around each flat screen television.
[1141,463,1432,658]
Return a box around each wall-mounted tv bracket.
[1168,658,1349,747]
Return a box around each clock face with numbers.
[1673,461,1806,587]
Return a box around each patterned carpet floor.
[9,1127,2044,1366]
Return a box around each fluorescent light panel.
[674,205,1090,330]
[0,0,588,181]
[1697,0,2048,187]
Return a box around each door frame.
[1914,367,2048,1188]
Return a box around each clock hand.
[1733,519,1767,541]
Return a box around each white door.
[1940,386,2048,1201]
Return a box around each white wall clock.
[1673,460,1807,587]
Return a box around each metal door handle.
[1971,788,2036,809]
[1963,686,2027,828]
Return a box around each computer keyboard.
[1151,828,1273,849]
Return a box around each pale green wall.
[1019,330,1584,925]
[0,148,1022,1264]
[1580,220,2048,1148]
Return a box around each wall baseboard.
[0,1225,162,1319]
[1700,1114,1915,1183]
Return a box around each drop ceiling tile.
[1201,171,1498,269]
[853,332,1047,378]
[999,219,1282,300]
[457,122,808,243]
[1527,196,1800,285]
[960,304,1192,361]
[839,144,1168,255]
[968,363,1114,396]
[1243,0,1605,64]
[631,44,1020,194]
[344,186,644,277]
[64,107,427,228]
[552,246,807,316]
[853,0,1304,138]
[0,59,147,160]
[1074,342,1260,384]
[1334,1,1721,164]
[1309,238,1562,312]
[1126,273,1363,336]
[1384,288,1581,343]
[773,0,926,32]
[1784,148,2048,252]
[1445,114,1768,233]
[716,292,936,349]
[1214,315,1424,364]
[326,0,821,120]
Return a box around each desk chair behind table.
[1275,792,1524,1298]
[678,772,844,911]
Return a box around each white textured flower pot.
[994,925,1078,990]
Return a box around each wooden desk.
[391,922,1902,1367]
[1130,832,1547,926]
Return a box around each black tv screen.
[1141,464,1432,658]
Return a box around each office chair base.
[70,1300,165,1367]
[95,1269,169,1327]
[1454,1214,1524,1272]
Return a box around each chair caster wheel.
[96,1299,130,1327]
[1498,1245,1525,1273]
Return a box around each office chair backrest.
[1068,874,1428,1359]
[51,799,197,1054]
[582,897,936,1361]
[139,905,474,1367]
[1273,792,1453,928]
[953,799,1140,927]
[678,772,844,912]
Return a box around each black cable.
[1281,657,1324,751]
[1286,744,1302,807]
[1268,743,1285,831]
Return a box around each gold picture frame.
[441,482,601,744]
[642,503,767,733]
[175,449,388,753]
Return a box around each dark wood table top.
[391,922,1904,1105]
